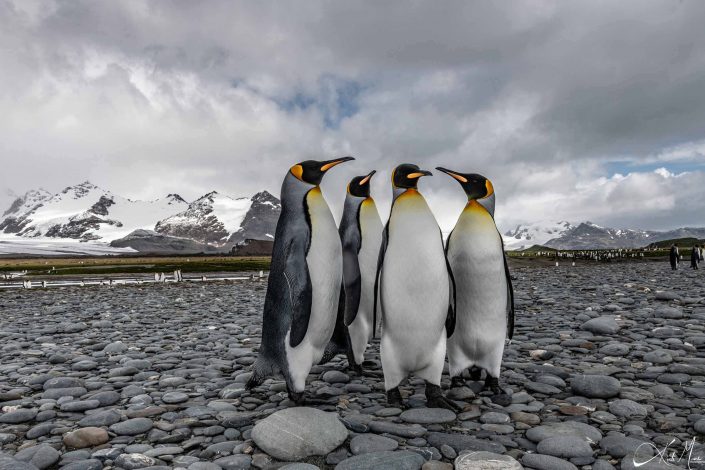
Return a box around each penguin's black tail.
[246,357,277,390]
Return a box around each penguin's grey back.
[250,173,312,379]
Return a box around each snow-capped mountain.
[227,190,281,245]
[0,182,188,242]
[152,189,280,245]
[502,221,575,250]
[0,182,281,254]
[155,191,251,244]
[503,221,705,250]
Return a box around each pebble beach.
[1,262,705,469]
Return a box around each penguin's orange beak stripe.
[359,174,372,185]
[407,172,426,179]
[445,171,468,183]
[321,159,348,172]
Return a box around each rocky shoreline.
[1,262,704,469]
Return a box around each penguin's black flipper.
[443,228,456,338]
[286,237,314,348]
[503,250,515,340]
[342,239,362,326]
[319,286,347,364]
[372,221,389,338]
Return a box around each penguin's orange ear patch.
[483,179,494,198]
[291,164,304,181]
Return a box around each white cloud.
[1,1,705,233]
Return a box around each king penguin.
[246,156,354,402]
[321,170,383,373]
[375,164,461,411]
[436,167,514,397]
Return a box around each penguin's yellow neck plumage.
[457,200,495,233]
[464,199,488,214]
[397,188,420,200]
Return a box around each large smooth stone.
[63,427,109,449]
[571,374,620,398]
[251,407,348,460]
[526,421,602,444]
[581,316,620,334]
[455,451,522,469]
[335,451,425,470]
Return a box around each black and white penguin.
[247,157,354,402]
[321,171,383,373]
[375,164,460,411]
[436,167,514,397]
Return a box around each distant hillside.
[645,238,705,249]
[504,221,705,250]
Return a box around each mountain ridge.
[503,221,705,250]
[0,181,281,254]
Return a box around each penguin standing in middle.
[436,167,514,398]
[321,170,383,373]
[375,163,461,411]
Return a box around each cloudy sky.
[1,0,704,232]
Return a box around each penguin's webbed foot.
[425,382,462,412]
[386,387,404,408]
[450,376,466,388]
[484,376,511,405]
[245,371,263,391]
[469,366,483,382]
[288,390,305,405]
[484,376,504,395]
[350,363,364,376]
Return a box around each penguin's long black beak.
[320,156,355,172]
[359,170,376,186]
[436,167,467,183]
[407,169,433,179]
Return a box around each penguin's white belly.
[348,200,383,363]
[447,206,507,377]
[381,194,448,380]
[285,188,341,390]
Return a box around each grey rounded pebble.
[14,445,61,470]
[350,434,399,454]
[280,464,321,470]
[335,451,425,470]
[536,435,594,458]
[213,454,252,470]
[400,407,456,424]
[522,453,578,470]
[109,417,154,435]
[570,375,620,398]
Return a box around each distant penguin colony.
[247,159,515,408]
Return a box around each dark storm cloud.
[0,0,704,231]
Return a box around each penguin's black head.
[348,170,376,198]
[436,167,494,200]
[392,163,432,189]
[290,156,355,185]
